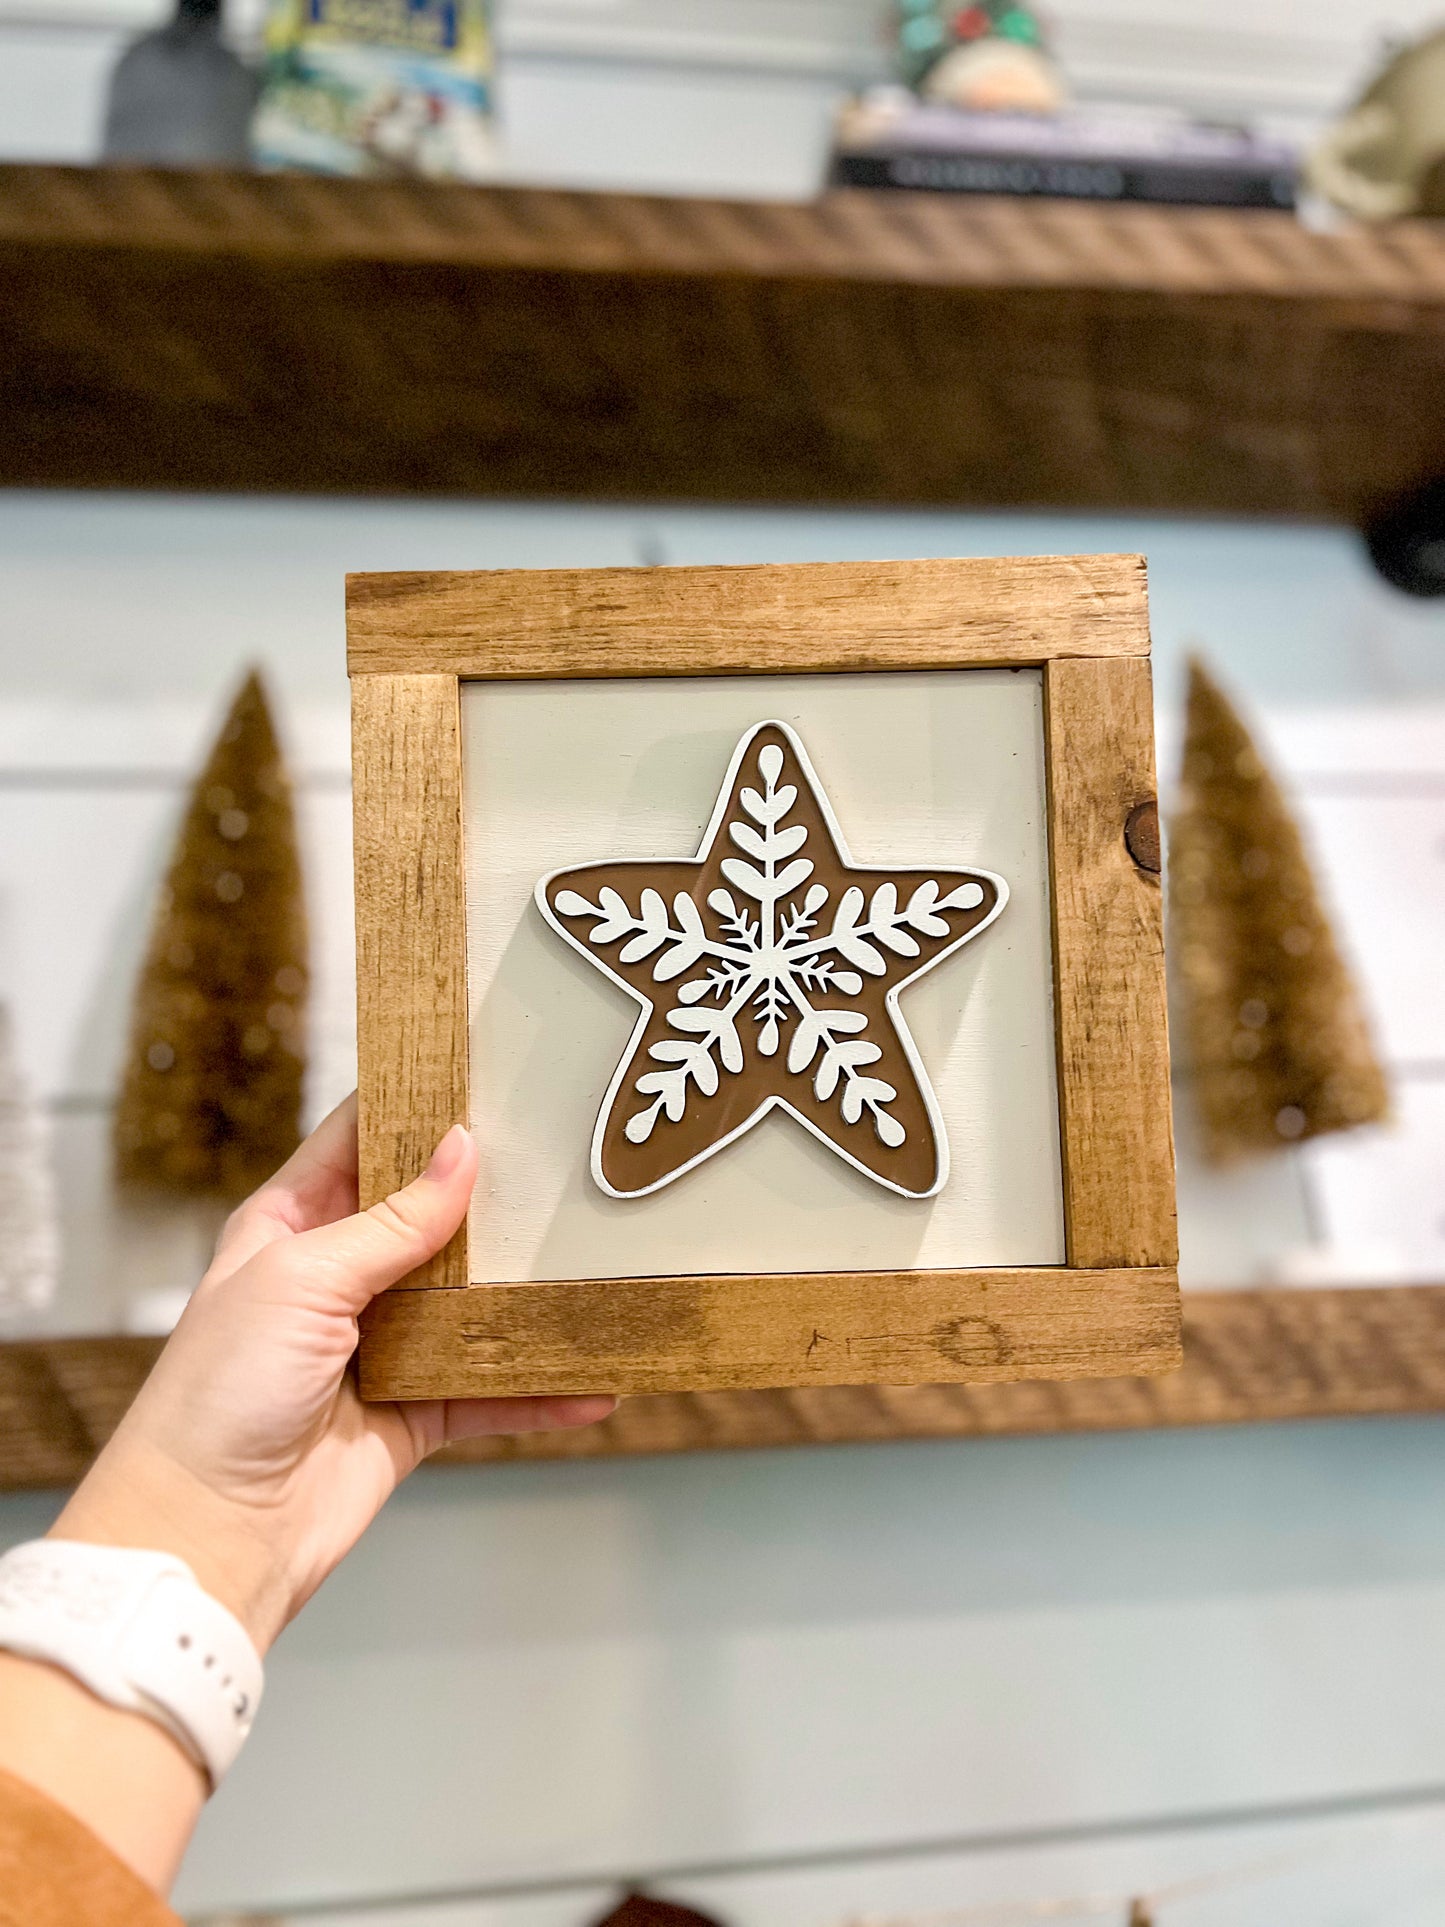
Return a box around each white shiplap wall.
[0,496,1444,1927]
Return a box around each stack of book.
[830,89,1299,209]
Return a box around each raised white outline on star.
[536,719,1009,1202]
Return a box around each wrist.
[54,1437,294,1656]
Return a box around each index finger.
[212,1092,361,1270]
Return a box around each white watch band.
[0,1540,264,1789]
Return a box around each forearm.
[0,1433,289,1900]
[0,1649,203,1895]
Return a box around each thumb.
[283,1125,476,1315]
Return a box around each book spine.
[832,151,1296,209]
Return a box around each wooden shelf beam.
[3,165,1445,515]
[4,1287,1445,1493]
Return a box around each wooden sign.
[348,555,1179,1402]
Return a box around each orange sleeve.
[0,1765,181,1927]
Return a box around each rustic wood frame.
[347,554,1180,1403]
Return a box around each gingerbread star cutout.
[536,720,1007,1200]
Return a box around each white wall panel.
[11,1419,1445,1920]
[1263,705,1445,1071]
[1295,791,1445,1066]
[0,24,115,160]
[6,496,1445,709]
[161,1417,1445,1910]
[0,785,175,1101]
[1172,1086,1314,1289]
[37,1107,222,1334]
[1304,1083,1445,1282]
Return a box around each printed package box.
[253,0,496,179]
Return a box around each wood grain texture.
[5,166,1445,516]
[351,674,469,1291]
[357,1266,1182,1399]
[1045,656,1178,1271]
[9,1288,1445,1490]
[0,1335,162,1490]
[345,555,1150,677]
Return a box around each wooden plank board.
[0,1335,164,1490]
[345,554,1151,678]
[9,1287,1445,1491]
[358,1266,1182,1399]
[5,167,1445,516]
[351,674,469,1291]
[1045,655,1178,1270]
[4,165,1445,298]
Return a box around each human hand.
[55,1096,616,1654]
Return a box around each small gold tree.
[114,670,308,1199]
[1169,658,1388,1162]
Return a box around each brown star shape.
[536,720,1007,1199]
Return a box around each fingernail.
[423,1125,470,1183]
[564,1396,619,1424]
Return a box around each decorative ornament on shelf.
[1168,659,1389,1165]
[1365,476,1445,598]
[103,0,260,169]
[894,0,1066,116]
[1305,25,1445,221]
[252,0,498,179]
[537,720,1006,1201]
[113,669,309,1202]
[0,1005,58,1323]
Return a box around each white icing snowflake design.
[536,720,1008,1201]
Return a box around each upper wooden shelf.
[4,163,1445,514]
